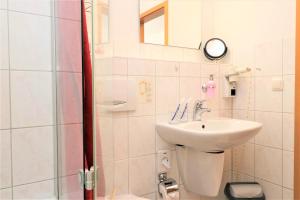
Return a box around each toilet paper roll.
[159,184,179,200]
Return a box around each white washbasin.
[156,118,262,152]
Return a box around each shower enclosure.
[54,0,85,199]
[0,0,87,199]
[0,0,111,198]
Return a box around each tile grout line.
[154,59,158,194]
[253,66,256,182]
[126,57,130,194]
[281,38,284,198]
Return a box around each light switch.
[272,78,284,91]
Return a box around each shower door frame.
[295,0,300,199]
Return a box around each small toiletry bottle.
[206,74,216,98]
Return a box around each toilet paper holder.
[158,172,179,197]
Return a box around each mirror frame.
[139,1,169,45]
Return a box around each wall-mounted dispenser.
[223,67,251,98]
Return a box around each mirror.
[139,0,202,49]
[204,38,228,60]
[94,0,109,45]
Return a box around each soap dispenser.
[202,74,216,98]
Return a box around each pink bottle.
[206,75,216,98]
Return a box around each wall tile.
[162,46,184,62]
[9,12,51,71]
[0,10,9,69]
[0,70,10,129]
[168,150,179,182]
[156,77,179,114]
[233,143,254,176]
[233,110,255,121]
[255,145,282,185]
[283,75,295,113]
[255,178,283,200]
[129,116,155,157]
[139,44,164,60]
[283,151,294,189]
[10,71,54,128]
[255,111,282,149]
[128,58,155,76]
[8,0,51,16]
[179,62,201,77]
[156,61,179,77]
[94,58,113,76]
[13,180,55,199]
[232,172,255,182]
[255,77,282,112]
[112,57,128,75]
[0,188,12,200]
[113,117,129,160]
[283,188,293,200]
[255,41,283,76]
[115,159,129,195]
[0,0,7,9]
[201,63,219,78]
[102,157,114,194]
[0,130,11,189]
[179,77,202,113]
[224,149,232,171]
[12,126,54,185]
[283,113,294,151]
[129,154,156,196]
[57,72,82,124]
[98,116,113,158]
[283,38,295,75]
[219,109,233,118]
[113,43,140,59]
[182,49,201,63]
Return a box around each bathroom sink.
[156,118,262,152]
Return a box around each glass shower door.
[54,0,85,199]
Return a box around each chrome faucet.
[193,100,211,121]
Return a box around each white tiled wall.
[208,0,296,199]
[95,0,295,200]
[0,0,83,199]
[0,0,56,198]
